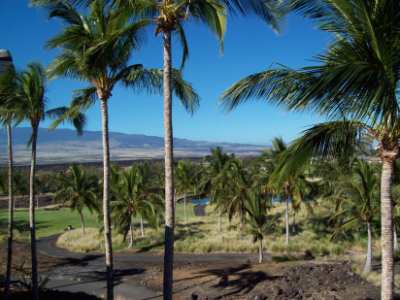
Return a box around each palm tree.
[205,147,233,231]
[329,159,379,273]
[112,164,163,247]
[34,2,199,299]
[260,137,310,247]
[217,157,250,231]
[15,63,84,300]
[245,190,271,263]
[222,0,400,297]
[55,165,99,233]
[0,51,19,300]
[175,160,197,224]
[111,2,282,297]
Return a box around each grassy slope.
[0,201,369,258]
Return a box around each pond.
[191,198,210,206]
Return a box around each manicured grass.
[0,207,100,239]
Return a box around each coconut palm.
[217,157,250,231]
[222,1,400,298]
[109,2,282,297]
[329,159,379,273]
[14,63,84,300]
[112,164,163,247]
[245,190,271,263]
[175,160,197,224]
[35,1,198,299]
[261,137,310,247]
[205,147,233,231]
[55,165,99,233]
[0,54,20,300]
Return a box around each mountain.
[0,128,266,165]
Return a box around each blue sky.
[0,1,331,145]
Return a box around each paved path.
[37,235,260,299]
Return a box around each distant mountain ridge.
[0,128,266,165]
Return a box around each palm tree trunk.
[292,213,296,234]
[80,211,86,234]
[258,239,263,264]
[363,222,372,273]
[4,124,14,300]
[285,197,290,248]
[140,215,145,238]
[218,213,222,232]
[29,126,39,300]
[162,29,175,300]
[100,98,113,300]
[129,218,134,248]
[380,150,397,300]
[184,195,187,224]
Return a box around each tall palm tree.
[0,52,19,300]
[222,1,400,298]
[112,2,282,297]
[112,164,163,247]
[329,159,379,273]
[55,165,99,233]
[35,2,198,299]
[16,63,84,300]
[261,137,310,247]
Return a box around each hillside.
[0,128,266,165]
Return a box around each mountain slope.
[0,128,266,164]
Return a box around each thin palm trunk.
[140,215,145,237]
[100,98,113,300]
[162,29,175,300]
[380,151,396,300]
[129,218,134,248]
[29,126,39,300]
[292,213,296,234]
[364,222,372,273]
[394,226,398,252]
[218,214,222,232]
[4,124,14,300]
[183,195,187,224]
[285,197,289,248]
[79,211,86,234]
[258,239,263,264]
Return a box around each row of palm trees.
[1,0,399,299]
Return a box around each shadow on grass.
[135,222,203,253]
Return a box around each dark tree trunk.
[29,126,39,300]
[4,124,14,300]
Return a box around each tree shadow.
[194,264,281,299]
[52,254,103,268]
[136,223,203,253]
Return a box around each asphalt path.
[37,235,260,299]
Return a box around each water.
[191,198,210,206]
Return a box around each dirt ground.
[138,260,382,300]
[0,241,392,300]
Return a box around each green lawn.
[0,207,100,239]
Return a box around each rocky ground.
[139,260,383,300]
[0,239,394,300]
